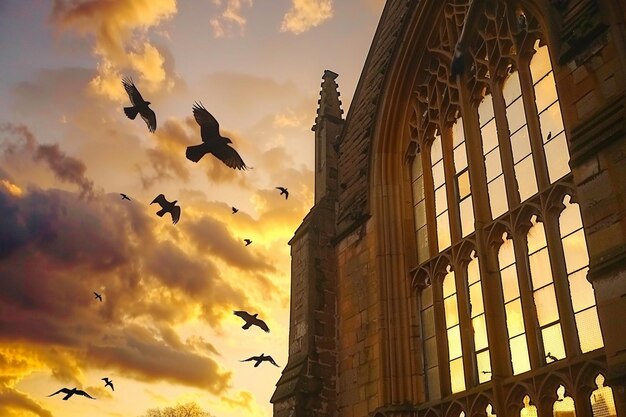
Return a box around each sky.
[0,1,384,417]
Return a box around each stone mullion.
[572,389,592,417]
[517,62,550,191]
[421,145,437,258]
[512,233,542,371]
[542,209,581,358]
[442,126,462,245]
[433,276,452,398]
[457,83,508,416]
[453,262,477,389]
[491,83,520,210]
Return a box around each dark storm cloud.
[183,216,276,273]
[0,124,96,198]
[0,186,240,392]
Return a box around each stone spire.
[312,70,344,205]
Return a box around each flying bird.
[48,387,96,401]
[234,310,270,333]
[240,353,279,367]
[120,193,131,201]
[244,239,252,246]
[151,194,181,225]
[94,292,102,302]
[232,206,239,214]
[546,352,559,362]
[186,102,250,170]
[122,77,156,133]
[276,187,289,199]
[102,378,114,391]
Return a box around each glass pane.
[443,271,456,297]
[412,176,425,202]
[560,200,583,238]
[563,229,589,273]
[470,282,484,316]
[515,155,538,201]
[591,379,617,417]
[431,136,443,163]
[511,125,531,164]
[531,44,552,83]
[539,102,565,142]
[453,118,465,147]
[460,197,475,237]
[481,119,499,153]
[553,394,576,417]
[501,265,520,302]
[454,142,468,172]
[479,95,495,127]
[432,160,445,188]
[414,200,426,229]
[457,170,471,199]
[489,175,508,218]
[426,366,441,401]
[422,305,435,339]
[530,247,553,289]
[510,334,531,375]
[485,147,502,181]
[506,299,526,337]
[542,323,566,361]
[473,314,489,351]
[424,336,438,368]
[477,350,492,383]
[448,325,463,360]
[437,212,451,250]
[503,71,522,105]
[421,285,433,308]
[435,185,448,215]
[534,284,560,326]
[545,133,570,182]
[576,307,604,353]
[499,239,516,268]
[468,257,480,285]
[569,268,596,312]
[411,153,423,180]
[417,226,429,263]
[444,295,460,328]
[507,98,526,134]
[450,357,466,393]
[527,221,547,254]
[535,72,559,113]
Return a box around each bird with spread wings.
[234,310,270,333]
[186,102,250,170]
[122,77,157,133]
[48,387,96,400]
[240,353,279,367]
[102,378,114,391]
[151,194,181,225]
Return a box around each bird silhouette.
[234,311,270,333]
[232,206,239,214]
[186,102,249,170]
[240,353,279,367]
[545,131,552,142]
[102,378,114,391]
[546,352,559,362]
[151,194,181,225]
[276,187,289,199]
[122,77,156,133]
[244,239,252,246]
[120,193,131,201]
[48,387,96,400]
[94,292,102,302]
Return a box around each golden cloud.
[280,0,333,35]
[210,0,253,38]
[51,0,177,100]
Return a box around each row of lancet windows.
[410,33,607,406]
[451,376,616,417]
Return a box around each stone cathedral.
[271,1,626,417]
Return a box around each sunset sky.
[0,1,384,416]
